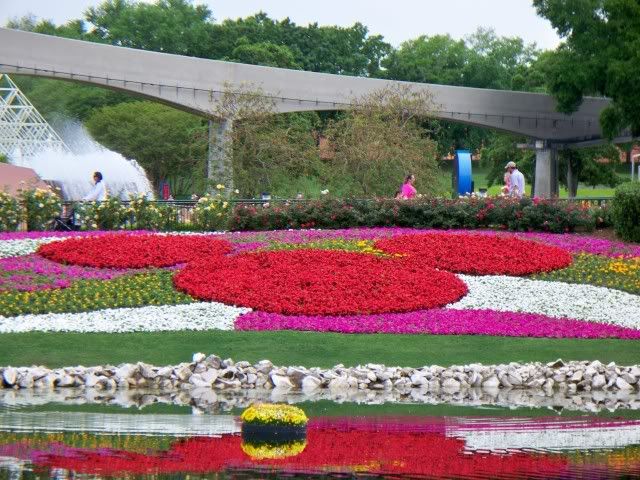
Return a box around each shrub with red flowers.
[174,249,468,315]
[38,234,232,269]
[375,233,573,276]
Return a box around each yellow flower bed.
[240,403,308,427]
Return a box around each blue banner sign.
[454,150,473,196]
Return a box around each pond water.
[1,390,640,479]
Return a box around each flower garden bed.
[0,227,638,343]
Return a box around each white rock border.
[2,355,639,395]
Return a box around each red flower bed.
[174,249,468,315]
[375,233,572,276]
[37,234,232,269]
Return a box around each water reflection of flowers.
[241,440,307,460]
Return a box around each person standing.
[505,162,525,198]
[82,171,107,201]
[400,174,417,199]
[503,164,512,195]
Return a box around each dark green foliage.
[85,101,208,188]
[612,182,640,242]
[229,197,596,233]
[533,0,640,137]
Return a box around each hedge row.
[229,197,598,233]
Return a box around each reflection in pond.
[1,394,640,478]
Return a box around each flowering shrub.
[229,197,596,233]
[75,198,129,230]
[127,194,177,230]
[375,233,573,276]
[192,191,231,231]
[241,404,308,427]
[38,234,232,269]
[174,249,468,315]
[0,191,20,232]
[17,187,61,231]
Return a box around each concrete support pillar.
[534,146,559,199]
[207,118,233,193]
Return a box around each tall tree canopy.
[533,0,640,137]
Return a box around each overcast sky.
[0,0,562,50]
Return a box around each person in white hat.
[505,161,525,197]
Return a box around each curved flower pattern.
[174,249,468,315]
[38,234,232,269]
[450,275,640,329]
[236,309,640,339]
[375,233,573,276]
[0,302,248,333]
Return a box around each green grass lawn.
[3,331,639,368]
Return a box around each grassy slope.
[3,331,639,368]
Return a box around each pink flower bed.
[235,309,640,339]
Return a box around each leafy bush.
[229,197,596,233]
[590,202,613,229]
[18,187,61,231]
[76,197,128,230]
[612,182,640,242]
[128,194,178,230]
[0,191,21,231]
[192,189,232,231]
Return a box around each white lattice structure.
[0,73,69,160]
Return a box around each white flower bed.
[0,302,249,333]
[0,237,64,258]
[449,275,640,329]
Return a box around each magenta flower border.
[235,308,640,339]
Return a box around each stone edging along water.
[2,354,640,395]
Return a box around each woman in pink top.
[400,174,417,199]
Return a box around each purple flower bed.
[0,255,143,292]
[236,308,640,339]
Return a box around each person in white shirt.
[82,171,107,201]
[505,161,525,198]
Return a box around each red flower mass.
[375,233,573,276]
[174,249,468,315]
[37,234,232,269]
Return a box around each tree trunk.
[567,160,579,198]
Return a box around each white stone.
[200,369,219,384]
[442,378,460,390]
[2,368,17,386]
[192,352,206,363]
[616,377,634,390]
[271,374,293,390]
[482,376,500,388]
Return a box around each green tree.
[86,0,213,57]
[85,101,208,188]
[480,134,535,189]
[228,39,300,68]
[213,85,325,197]
[533,0,640,137]
[558,146,622,197]
[324,86,443,197]
[382,35,467,85]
